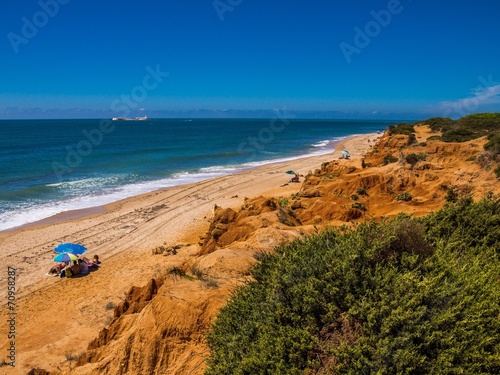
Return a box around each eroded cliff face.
[70,126,499,375]
[71,274,230,375]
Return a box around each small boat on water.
[112,116,149,121]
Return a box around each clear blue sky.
[1,0,499,119]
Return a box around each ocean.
[0,118,392,231]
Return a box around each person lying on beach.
[87,255,101,269]
[289,174,300,183]
[91,255,101,265]
[47,262,66,276]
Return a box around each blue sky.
[1,0,499,119]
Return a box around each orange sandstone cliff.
[62,126,499,375]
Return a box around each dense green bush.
[419,113,500,143]
[459,113,500,132]
[445,186,459,203]
[461,112,500,120]
[485,133,500,154]
[418,117,454,132]
[356,187,367,196]
[206,198,500,375]
[382,154,398,165]
[405,153,426,165]
[441,127,476,142]
[388,123,415,136]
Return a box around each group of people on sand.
[48,255,101,278]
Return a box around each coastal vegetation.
[388,123,417,144]
[382,154,398,165]
[205,197,500,374]
[417,113,500,145]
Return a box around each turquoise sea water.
[0,118,392,231]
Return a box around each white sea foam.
[312,140,331,148]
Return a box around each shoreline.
[0,132,380,374]
[0,134,359,234]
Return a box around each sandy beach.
[0,133,379,374]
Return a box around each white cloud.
[438,75,500,118]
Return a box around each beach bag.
[66,269,72,278]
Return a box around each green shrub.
[206,199,500,374]
[441,127,477,142]
[396,192,413,202]
[445,186,459,203]
[388,123,415,135]
[382,154,398,165]
[405,153,426,165]
[484,133,500,154]
[495,165,500,178]
[356,187,367,196]
[278,197,290,207]
[419,113,500,144]
[350,194,359,201]
[408,133,417,144]
[459,113,500,131]
[461,112,500,120]
[419,116,455,132]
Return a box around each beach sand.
[0,133,379,374]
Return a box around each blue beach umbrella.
[54,252,78,263]
[341,149,350,155]
[285,170,297,175]
[54,243,87,255]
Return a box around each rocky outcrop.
[78,278,163,365]
[75,275,228,375]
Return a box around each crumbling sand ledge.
[0,133,378,374]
